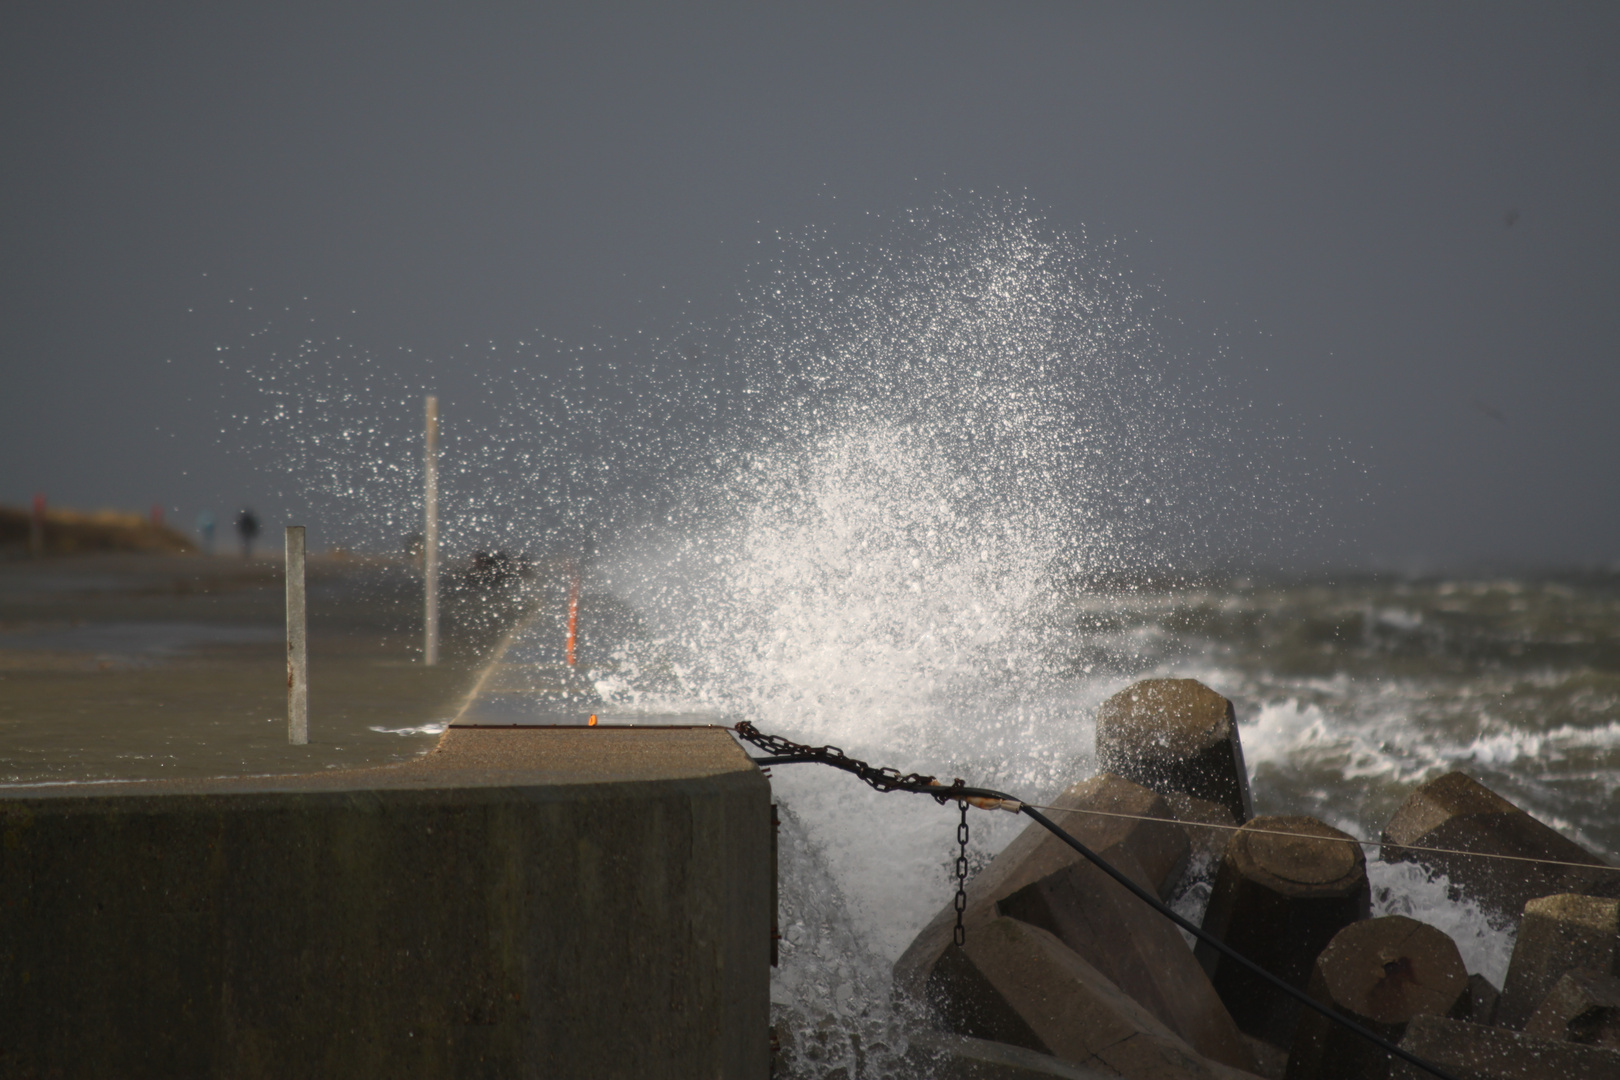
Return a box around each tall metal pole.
[424,395,440,666]
[286,525,308,745]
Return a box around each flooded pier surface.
[0,553,491,783]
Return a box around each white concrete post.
[424,395,440,666]
[286,525,308,745]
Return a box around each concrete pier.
[0,726,772,1079]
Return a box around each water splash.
[571,205,1290,1077]
[589,203,1274,734]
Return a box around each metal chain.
[732,721,954,800]
[735,721,986,945]
[953,798,970,947]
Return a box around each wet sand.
[0,552,526,783]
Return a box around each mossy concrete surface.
[0,727,772,1079]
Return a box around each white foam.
[1464,719,1620,763]
[367,721,449,736]
[1369,858,1516,986]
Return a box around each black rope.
[733,722,1462,1080]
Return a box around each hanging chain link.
[732,721,953,799]
[953,797,970,947]
[735,721,1008,946]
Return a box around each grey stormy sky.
[2,3,1617,571]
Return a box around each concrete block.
[1497,894,1619,1029]
[1524,968,1620,1048]
[1195,816,1371,1048]
[905,1031,1117,1079]
[998,858,1258,1071]
[895,773,1189,1002]
[1381,772,1618,925]
[0,727,772,1079]
[1390,1014,1620,1080]
[1466,974,1500,1027]
[925,915,1263,1080]
[1285,916,1469,1080]
[1096,679,1253,824]
[896,771,1255,1071]
[1166,791,1240,867]
[1242,1035,1289,1080]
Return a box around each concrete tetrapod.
[1464,975,1500,1027]
[1390,1014,1620,1080]
[1380,772,1618,927]
[904,1032,1118,1079]
[896,774,1190,1003]
[1096,679,1253,824]
[997,852,1258,1070]
[1165,791,1241,867]
[1285,916,1470,1080]
[1495,894,1620,1029]
[897,776,1262,1071]
[926,915,1264,1080]
[1195,816,1372,1049]
[1523,969,1620,1048]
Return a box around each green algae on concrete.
[0,726,772,1079]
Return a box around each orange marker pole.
[566,568,580,667]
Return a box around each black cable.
[735,723,1461,1080]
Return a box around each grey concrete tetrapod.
[1195,815,1371,1048]
[1497,894,1620,1029]
[1095,679,1253,824]
[1524,968,1620,1048]
[1286,915,1469,1080]
[1391,1015,1620,1080]
[1381,771,1617,927]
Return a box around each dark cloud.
[3,3,1616,570]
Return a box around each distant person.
[236,508,260,558]
[196,510,216,554]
